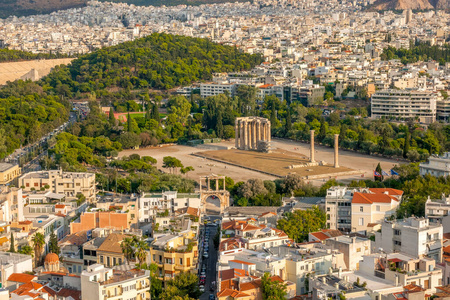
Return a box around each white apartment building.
[374,217,443,263]
[0,187,24,223]
[138,191,201,222]
[324,236,371,271]
[371,89,437,124]
[200,82,237,97]
[0,252,33,289]
[81,264,149,300]
[419,152,450,177]
[19,170,96,202]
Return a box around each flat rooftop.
[0,163,16,172]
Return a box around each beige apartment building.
[19,169,96,202]
[81,264,149,300]
[351,188,402,232]
[150,231,198,283]
[0,163,21,185]
[0,187,24,223]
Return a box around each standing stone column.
[207,177,210,191]
[244,121,249,150]
[240,121,245,150]
[235,120,239,148]
[215,178,219,191]
[334,134,340,168]
[267,122,271,142]
[252,121,257,150]
[310,130,315,163]
[262,122,266,141]
[249,121,254,150]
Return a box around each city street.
[199,217,220,300]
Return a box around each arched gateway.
[199,175,230,214]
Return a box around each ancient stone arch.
[200,175,230,214]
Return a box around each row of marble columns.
[235,118,270,150]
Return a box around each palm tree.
[135,239,149,265]
[121,237,135,262]
[32,233,45,266]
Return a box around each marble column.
[267,122,271,142]
[244,121,249,150]
[310,130,315,163]
[240,121,245,150]
[215,178,219,191]
[235,120,239,148]
[334,134,339,168]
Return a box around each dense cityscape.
[0,0,450,299]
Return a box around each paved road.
[199,217,221,300]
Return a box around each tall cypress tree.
[151,104,160,125]
[403,132,410,158]
[216,111,224,138]
[375,162,383,181]
[285,109,292,136]
[127,113,132,132]
[109,107,115,126]
[9,232,15,253]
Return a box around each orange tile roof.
[310,232,330,241]
[55,204,66,208]
[42,286,57,296]
[259,84,274,89]
[8,273,36,283]
[369,188,404,196]
[352,192,398,204]
[404,284,425,292]
[229,260,256,265]
[219,269,248,281]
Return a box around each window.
[100,256,104,263]
[34,182,39,187]
[26,183,29,187]
[394,229,401,236]
[394,240,402,246]
[359,218,364,226]
[376,205,380,212]
[179,258,183,265]
[360,206,363,212]
[327,207,330,212]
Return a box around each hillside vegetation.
[0,33,262,158]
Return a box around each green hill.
[0,33,262,158]
[45,32,262,92]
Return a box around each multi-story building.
[70,211,129,234]
[324,236,371,271]
[297,85,326,106]
[150,230,198,284]
[138,191,201,223]
[326,187,403,233]
[374,217,443,263]
[437,99,450,122]
[419,152,450,177]
[221,220,292,250]
[371,89,437,124]
[19,170,96,202]
[0,187,24,222]
[0,163,21,185]
[200,82,237,98]
[360,253,442,293]
[350,188,402,232]
[81,264,149,300]
[325,186,355,233]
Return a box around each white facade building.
[371,89,437,124]
[138,191,201,222]
[374,217,443,263]
[419,152,450,177]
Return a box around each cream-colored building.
[325,236,371,271]
[0,163,21,185]
[351,188,403,233]
[81,264,150,300]
[150,231,198,283]
[0,187,24,222]
[19,169,96,202]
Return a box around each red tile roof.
[369,188,404,196]
[57,288,81,300]
[310,232,330,241]
[352,192,398,204]
[8,273,36,283]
